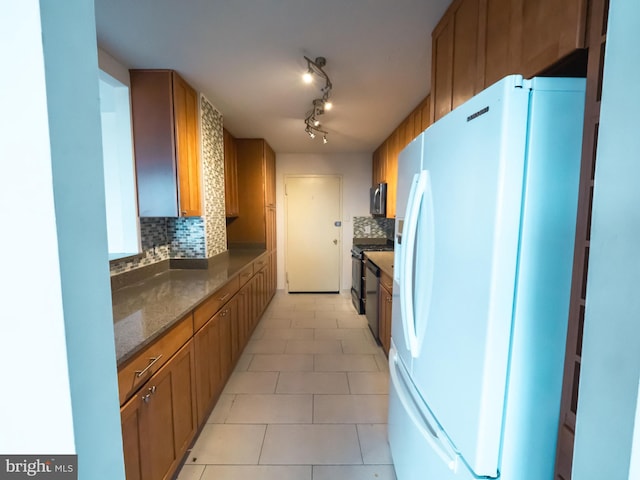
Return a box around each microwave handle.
[373,187,381,211]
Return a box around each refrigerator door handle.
[400,170,428,357]
[389,346,459,472]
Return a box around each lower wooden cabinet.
[120,253,278,480]
[378,271,393,356]
[193,310,222,425]
[121,341,197,480]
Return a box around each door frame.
[284,174,343,293]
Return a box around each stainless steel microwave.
[370,182,387,216]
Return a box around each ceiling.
[94,0,452,154]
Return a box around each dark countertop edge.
[116,306,196,368]
[114,248,268,367]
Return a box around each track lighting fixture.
[302,55,333,143]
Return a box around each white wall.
[99,71,140,257]
[0,1,126,477]
[0,0,76,453]
[571,1,640,478]
[276,153,372,292]
[98,47,130,86]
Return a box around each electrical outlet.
[364,226,371,234]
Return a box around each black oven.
[350,240,394,315]
[351,248,366,314]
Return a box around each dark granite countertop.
[112,249,266,365]
[364,251,394,278]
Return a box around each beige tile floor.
[176,291,397,480]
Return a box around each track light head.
[302,55,333,144]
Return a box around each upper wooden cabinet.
[431,0,588,122]
[226,139,277,249]
[223,128,240,218]
[431,0,484,122]
[371,95,431,219]
[130,70,202,217]
[514,0,588,78]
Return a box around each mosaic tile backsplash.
[109,95,229,276]
[353,216,395,240]
[201,95,227,257]
[168,217,206,258]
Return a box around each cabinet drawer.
[193,277,240,332]
[380,271,393,292]
[253,256,268,272]
[118,313,193,405]
[237,263,254,287]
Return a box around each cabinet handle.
[135,355,163,378]
[142,385,157,403]
[181,210,187,215]
[221,309,228,317]
[386,296,392,303]
[218,293,231,302]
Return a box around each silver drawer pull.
[135,355,163,378]
[218,293,231,302]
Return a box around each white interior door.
[285,175,341,292]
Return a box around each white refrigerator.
[388,75,586,480]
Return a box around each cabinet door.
[514,0,587,78]
[194,313,221,424]
[173,72,202,217]
[264,141,276,208]
[127,341,196,480]
[130,70,179,217]
[237,282,252,350]
[268,250,277,301]
[385,131,399,219]
[169,342,197,462]
[229,296,241,364]
[219,303,233,383]
[266,206,277,252]
[373,142,388,186]
[148,343,194,480]
[121,394,144,480]
[432,0,483,121]
[420,95,431,132]
[482,0,517,88]
[412,107,422,139]
[432,13,454,122]
[130,70,202,217]
[379,284,393,356]
[223,128,240,217]
[227,138,271,246]
[403,116,414,148]
[372,147,381,187]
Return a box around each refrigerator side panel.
[500,79,586,480]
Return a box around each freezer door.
[389,342,474,480]
[410,76,530,477]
